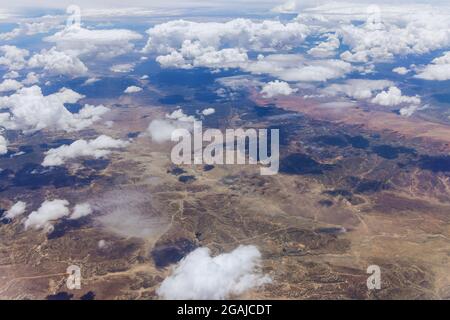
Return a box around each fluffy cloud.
[399,104,428,117]
[3,71,19,79]
[110,63,134,73]
[42,135,129,167]
[371,86,421,106]
[333,7,450,63]
[0,79,23,93]
[45,25,142,59]
[69,203,93,220]
[28,47,88,76]
[23,199,70,232]
[0,45,29,71]
[157,245,271,300]
[260,80,297,98]
[0,86,109,133]
[393,67,410,75]
[0,19,62,41]
[415,52,450,81]
[146,19,311,72]
[4,201,27,220]
[244,54,352,82]
[0,135,7,155]
[146,109,196,143]
[146,120,179,143]
[323,79,393,100]
[201,108,215,116]
[124,86,143,93]
[143,19,309,55]
[307,33,340,58]
[22,72,39,85]
[156,41,249,70]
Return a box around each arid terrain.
[1,86,450,300]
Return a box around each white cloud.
[166,108,196,122]
[157,245,271,300]
[110,63,134,73]
[0,19,62,41]
[3,71,19,79]
[201,108,215,116]
[244,54,352,82]
[393,67,410,75]
[42,135,129,167]
[4,201,27,219]
[371,86,421,106]
[28,47,88,76]
[260,80,297,98]
[146,109,196,143]
[143,19,309,55]
[0,86,109,133]
[0,79,23,93]
[0,45,29,71]
[307,33,340,58]
[415,52,450,81]
[45,25,142,59]
[82,77,100,85]
[124,86,143,93]
[146,119,179,143]
[22,72,39,85]
[69,203,92,220]
[323,79,393,100]
[0,135,7,155]
[23,199,70,232]
[398,104,429,117]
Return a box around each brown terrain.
[1,88,450,300]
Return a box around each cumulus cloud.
[23,199,70,232]
[146,109,196,143]
[0,86,109,133]
[307,33,340,58]
[415,52,450,81]
[156,41,249,70]
[333,6,450,64]
[157,245,271,300]
[201,108,215,116]
[4,201,27,220]
[371,86,421,106]
[146,120,179,143]
[399,104,428,117]
[110,63,134,73]
[323,79,393,100]
[0,135,7,155]
[0,45,29,71]
[69,203,93,220]
[3,71,19,79]
[42,135,129,167]
[28,47,88,76]
[245,54,352,82]
[22,72,39,85]
[124,86,143,93]
[145,19,311,72]
[45,25,142,59]
[260,80,297,98]
[0,19,62,41]
[393,67,410,75]
[0,79,23,93]
[143,19,309,55]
